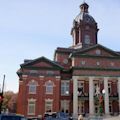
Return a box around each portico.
[73,76,120,116]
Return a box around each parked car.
[43,112,57,120]
[0,114,27,120]
[43,112,73,120]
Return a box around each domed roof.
[74,2,96,24]
[75,12,96,24]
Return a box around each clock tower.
[71,2,99,49]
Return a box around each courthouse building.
[17,2,120,118]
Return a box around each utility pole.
[0,75,5,114]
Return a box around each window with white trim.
[78,81,84,96]
[109,101,112,113]
[84,34,90,44]
[81,61,86,65]
[28,99,36,115]
[61,100,69,112]
[45,99,53,112]
[61,81,69,96]
[94,82,99,95]
[28,80,38,94]
[108,82,111,94]
[45,80,54,94]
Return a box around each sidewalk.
[103,116,120,120]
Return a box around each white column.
[104,77,109,115]
[89,77,94,115]
[73,30,76,46]
[118,78,120,113]
[73,76,78,118]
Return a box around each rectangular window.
[45,81,53,94]
[61,81,69,96]
[45,100,53,112]
[61,100,69,112]
[109,101,112,113]
[28,100,35,115]
[94,82,99,95]
[78,81,84,96]
[108,82,111,94]
[29,85,36,94]
[46,86,53,94]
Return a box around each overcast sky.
[0,0,120,93]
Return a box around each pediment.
[21,56,63,69]
[73,44,120,57]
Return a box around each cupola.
[71,2,99,49]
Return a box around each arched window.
[84,34,90,44]
[28,80,38,94]
[45,80,54,94]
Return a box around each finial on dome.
[80,1,89,13]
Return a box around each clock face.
[63,59,68,64]
[84,35,90,44]
[96,49,101,55]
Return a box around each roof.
[75,12,96,24]
[71,44,120,57]
[74,2,96,24]
[20,56,64,69]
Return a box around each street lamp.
[102,89,105,95]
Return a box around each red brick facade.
[17,2,120,118]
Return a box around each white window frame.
[80,101,84,114]
[45,80,54,94]
[84,34,90,44]
[28,99,36,115]
[78,81,84,93]
[109,101,113,113]
[45,99,53,112]
[94,81,99,95]
[61,81,70,96]
[28,80,38,94]
[108,82,112,94]
[60,100,69,112]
